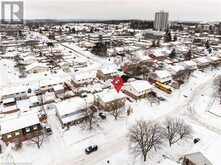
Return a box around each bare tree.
[177,120,192,139]
[82,109,98,130]
[110,103,124,120]
[128,120,164,162]
[164,118,191,146]
[30,130,45,149]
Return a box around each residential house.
[96,67,118,81]
[26,62,49,74]
[149,70,172,83]
[96,89,126,111]
[122,80,153,99]
[0,112,42,145]
[56,97,93,128]
[182,152,213,165]
[72,71,97,87]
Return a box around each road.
[57,75,221,165]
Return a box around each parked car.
[193,138,200,144]
[45,126,53,135]
[85,145,98,154]
[99,112,106,120]
[157,96,166,101]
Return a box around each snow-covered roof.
[129,80,152,93]
[99,66,118,75]
[0,112,40,134]
[26,62,48,71]
[166,64,185,75]
[97,89,125,103]
[154,70,172,79]
[184,152,212,165]
[1,86,27,97]
[193,57,210,65]
[72,71,96,81]
[56,97,93,117]
[53,84,64,91]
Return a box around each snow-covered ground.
[1,66,221,165]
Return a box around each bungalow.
[122,80,153,99]
[1,86,28,100]
[182,152,213,165]
[1,97,19,114]
[149,70,172,83]
[26,62,49,74]
[56,97,93,128]
[0,112,42,145]
[96,89,126,111]
[72,71,97,87]
[179,61,198,71]
[166,64,186,76]
[96,67,118,81]
[193,57,211,68]
[148,49,167,60]
[53,84,65,95]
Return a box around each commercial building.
[154,11,169,31]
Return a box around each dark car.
[99,112,106,120]
[85,145,98,154]
[45,126,53,135]
[157,96,166,101]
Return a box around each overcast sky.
[2,0,221,21]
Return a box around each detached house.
[96,67,118,81]
[56,97,93,128]
[26,62,49,74]
[122,80,153,99]
[72,71,97,87]
[0,112,42,145]
[149,70,172,84]
[96,89,126,111]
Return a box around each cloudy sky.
[3,0,221,21]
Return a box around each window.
[15,132,20,136]
[25,127,31,133]
[7,134,12,139]
[33,125,38,130]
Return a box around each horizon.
[1,0,220,22]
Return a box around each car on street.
[85,145,98,154]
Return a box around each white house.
[123,80,153,99]
[96,89,126,111]
[72,71,97,87]
[149,70,172,83]
[56,97,93,127]
[26,62,49,74]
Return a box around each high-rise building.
[154,11,169,31]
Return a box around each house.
[206,56,221,66]
[29,96,41,108]
[122,80,153,99]
[182,152,213,165]
[148,49,167,60]
[1,86,28,100]
[149,70,172,83]
[53,84,65,95]
[166,64,186,76]
[72,71,97,87]
[96,89,126,111]
[43,92,56,104]
[1,97,19,114]
[26,62,49,74]
[193,57,211,68]
[56,97,93,128]
[96,66,118,81]
[0,112,42,145]
[179,61,198,71]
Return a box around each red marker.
[112,76,124,93]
